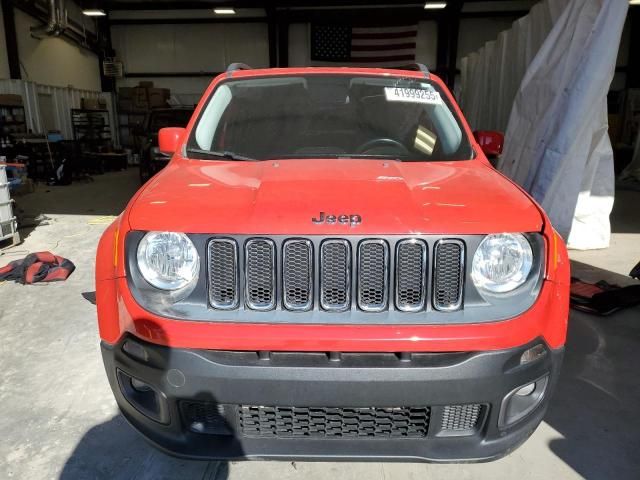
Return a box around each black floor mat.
[570,277,640,316]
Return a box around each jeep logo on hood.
[312,212,362,226]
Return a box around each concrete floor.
[1,169,639,480]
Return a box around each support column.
[435,0,462,89]
[98,14,116,93]
[277,15,289,68]
[1,0,21,79]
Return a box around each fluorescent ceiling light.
[82,9,106,16]
[213,7,236,14]
[424,2,447,8]
[630,0,640,5]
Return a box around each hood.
[128,158,543,235]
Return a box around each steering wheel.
[356,138,410,155]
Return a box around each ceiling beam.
[1,0,21,79]
[105,0,531,12]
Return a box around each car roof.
[224,66,434,80]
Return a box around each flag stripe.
[352,25,417,34]
[352,49,416,58]
[351,42,416,51]
[351,30,417,40]
[348,54,416,63]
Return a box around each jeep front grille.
[282,239,313,311]
[207,237,465,313]
[245,239,276,310]
[208,239,239,310]
[320,240,352,311]
[357,240,389,312]
[433,240,465,311]
[395,240,427,312]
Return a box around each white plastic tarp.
[499,0,627,249]
[460,0,628,250]
[459,1,555,133]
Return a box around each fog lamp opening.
[499,375,549,428]
[515,382,536,396]
[116,369,170,424]
[131,377,153,392]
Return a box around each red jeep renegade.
[96,64,569,462]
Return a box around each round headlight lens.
[136,232,199,290]
[471,233,533,293]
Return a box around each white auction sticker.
[384,87,442,105]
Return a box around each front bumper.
[102,336,563,462]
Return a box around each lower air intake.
[239,405,430,438]
[441,404,483,432]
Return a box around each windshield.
[188,75,473,161]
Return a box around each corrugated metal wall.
[0,80,116,144]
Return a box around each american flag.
[310,24,417,69]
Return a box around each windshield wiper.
[186,148,255,161]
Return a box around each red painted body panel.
[101,270,568,352]
[128,158,543,235]
[95,67,570,353]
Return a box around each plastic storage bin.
[0,165,20,245]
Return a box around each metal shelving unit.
[0,164,20,247]
[71,108,112,150]
[0,104,27,138]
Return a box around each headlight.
[136,232,199,290]
[471,233,533,294]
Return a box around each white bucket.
[0,165,11,205]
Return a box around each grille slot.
[208,239,239,310]
[357,240,389,312]
[441,404,482,432]
[282,239,313,311]
[245,238,276,311]
[239,405,430,438]
[433,240,465,311]
[395,240,427,312]
[320,240,352,311]
[180,401,233,435]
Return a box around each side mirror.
[473,130,504,158]
[158,127,186,155]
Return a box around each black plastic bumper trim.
[101,336,563,462]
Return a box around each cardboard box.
[82,97,107,110]
[118,87,134,100]
[133,87,149,109]
[117,99,134,112]
[0,94,23,106]
[148,88,170,108]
